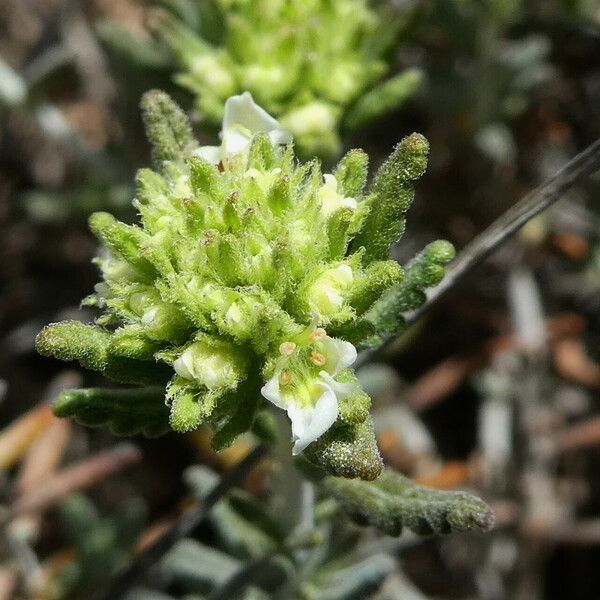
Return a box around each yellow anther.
[309,327,326,341]
[279,341,296,356]
[310,351,327,366]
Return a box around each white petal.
[224,92,277,134]
[173,353,194,380]
[193,145,221,164]
[260,372,286,409]
[290,387,339,455]
[267,127,293,147]
[319,371,356,399]
[321,336,357,374]
[222,127,252,157]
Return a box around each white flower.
[318,174,357,217]
[260,333,357,454]
[196,92,292,165]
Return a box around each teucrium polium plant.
[155,0,423,159]
[36,90,456,481]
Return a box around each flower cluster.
[156,0,422,158]
[37,91,454,480]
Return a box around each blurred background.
[1,0,600,598]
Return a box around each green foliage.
[47,494,146,600]
[351,133,430,263]
[155,0,421,158]
[54,387,170,437]
[36,91,453,479]
[323,468,495,536]
[365,240,456,336]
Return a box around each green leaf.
[160,540,239,593]
[365,239,455,335]
[323,468,495,536]
[54,387,170,437]
[305,417,383,481]
[36,321,172,386]
[352,133,429,262]
[311,553,395,600]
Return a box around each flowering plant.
[156,0,422,158]
[36,91,454,480]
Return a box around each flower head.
[37,90,450,480]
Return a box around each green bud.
[140,89,198,165]
[89,212,156,280]
[172,339,247,391]
[305,264,355,320]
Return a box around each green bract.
[156,0,422,159]
[36,90,454,480]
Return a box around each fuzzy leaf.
[305,417,383,481]
[352,134,429,262]
[88,212,156,279]
[54,387,170,437]
[36,321,172,386]
[365,239,455,335]
[323,468,495,536]
[333,149,369,199]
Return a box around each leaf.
[311,553,395,600]
[304,417,383,481]
[54,387,170,437]
[36,321,173,386]
[351,134,429,263]
[333,149,369,198]
[322,468,495,536]
[365,239,455,335]
[88,212,156,279]
[160,539,240,593]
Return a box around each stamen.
[279,341,296,356]
[310,351,327,366]
[309,327,326,341]
[280,370,292,385]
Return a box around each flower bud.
[318,174,357,217]
[307,264,354,316]
[173,341,244,390]
[190,54,236,98]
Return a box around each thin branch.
[410,136,600,322]
[98,444,268,600]
[361,136,600,364]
